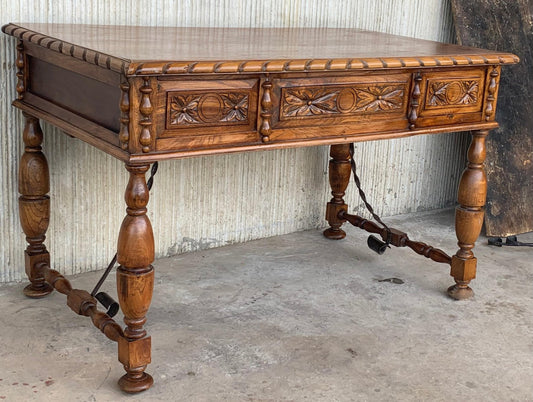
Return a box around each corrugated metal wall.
[0,0,468,283]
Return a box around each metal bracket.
[488,235,533,247]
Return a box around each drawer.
[272,73,410,125]
[414,68,489,128]
[265,73,412,142]
[153,79,260,152]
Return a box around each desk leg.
[116,164,155,393]
[19,114,53,298]
[324,144,351,239]
[449,129,488,300]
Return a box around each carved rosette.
[426,80,480,107]
[408,73,422,130]
[259,79,273,142]
[16,40,25,99]
[484,68,499,121]
[281,83,406,119]
[139,77,153,153]
[119,81,130,150]
[168,92,249,126]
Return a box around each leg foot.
[118,371,154,394]
[23,282,53,298]
[323,227,346,240]
[447,282,474,300]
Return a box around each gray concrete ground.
[0,208,532,402]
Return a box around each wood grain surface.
[2,23,518,76]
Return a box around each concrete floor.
[0,208,532,402]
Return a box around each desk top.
[2,23,519,76]
[2,23,519,162]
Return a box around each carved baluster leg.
[323,144,351,239]
[448,130,488,300]
[19,113,53,298]
[116,164,155,393]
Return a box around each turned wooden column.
[116,163,155,393]
[449,129,489,300]
[324,144,351,239]
[19,113,53,298]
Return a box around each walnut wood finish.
[2,23,518,393]
[449,129,489,300]
[19,114,53,298]
[342,212,452,265]
[38,263,124,341]
[3,23,516,163]
[324,144,351,239]
[116,164,155,393]
[1,24,518,75]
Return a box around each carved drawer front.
[263,73,412,142]
[415,68,490,127]
[154,79,260,152]
[272,74,411,128]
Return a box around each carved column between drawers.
[259,78,273,142]
[16,40,25,100]
[408,72,422,129]
[139,77,153,153]
[119,79,130,150]
[484,67,499,121]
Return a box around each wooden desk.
[2,23,518,393]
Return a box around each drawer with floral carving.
[153,79,260,151]
[413,67,497,128]
[265,73,412,142]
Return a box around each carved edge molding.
[139,77,153,153]
[128,54,520,75]
[2,24,128,74]
[2,24,519,76]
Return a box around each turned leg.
[324,143,351,239]
[19,113,53,298]
[448,130,488,300]
[116,164,155,393]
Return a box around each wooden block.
[24,250,49,281]
[118,336,152,369]
[450,255,477,282]
[325,202,347,224]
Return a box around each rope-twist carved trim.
[2,24,519,77]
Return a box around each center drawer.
[265,73,412,141]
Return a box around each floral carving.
[281,84,406,119]
[427,80,479,107]
[170,94,201,125]
[168,92,249,126]
[284,89,339,117]
[354,86,405,112]
[220,94,248,122]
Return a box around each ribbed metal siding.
[0,0,467,282]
